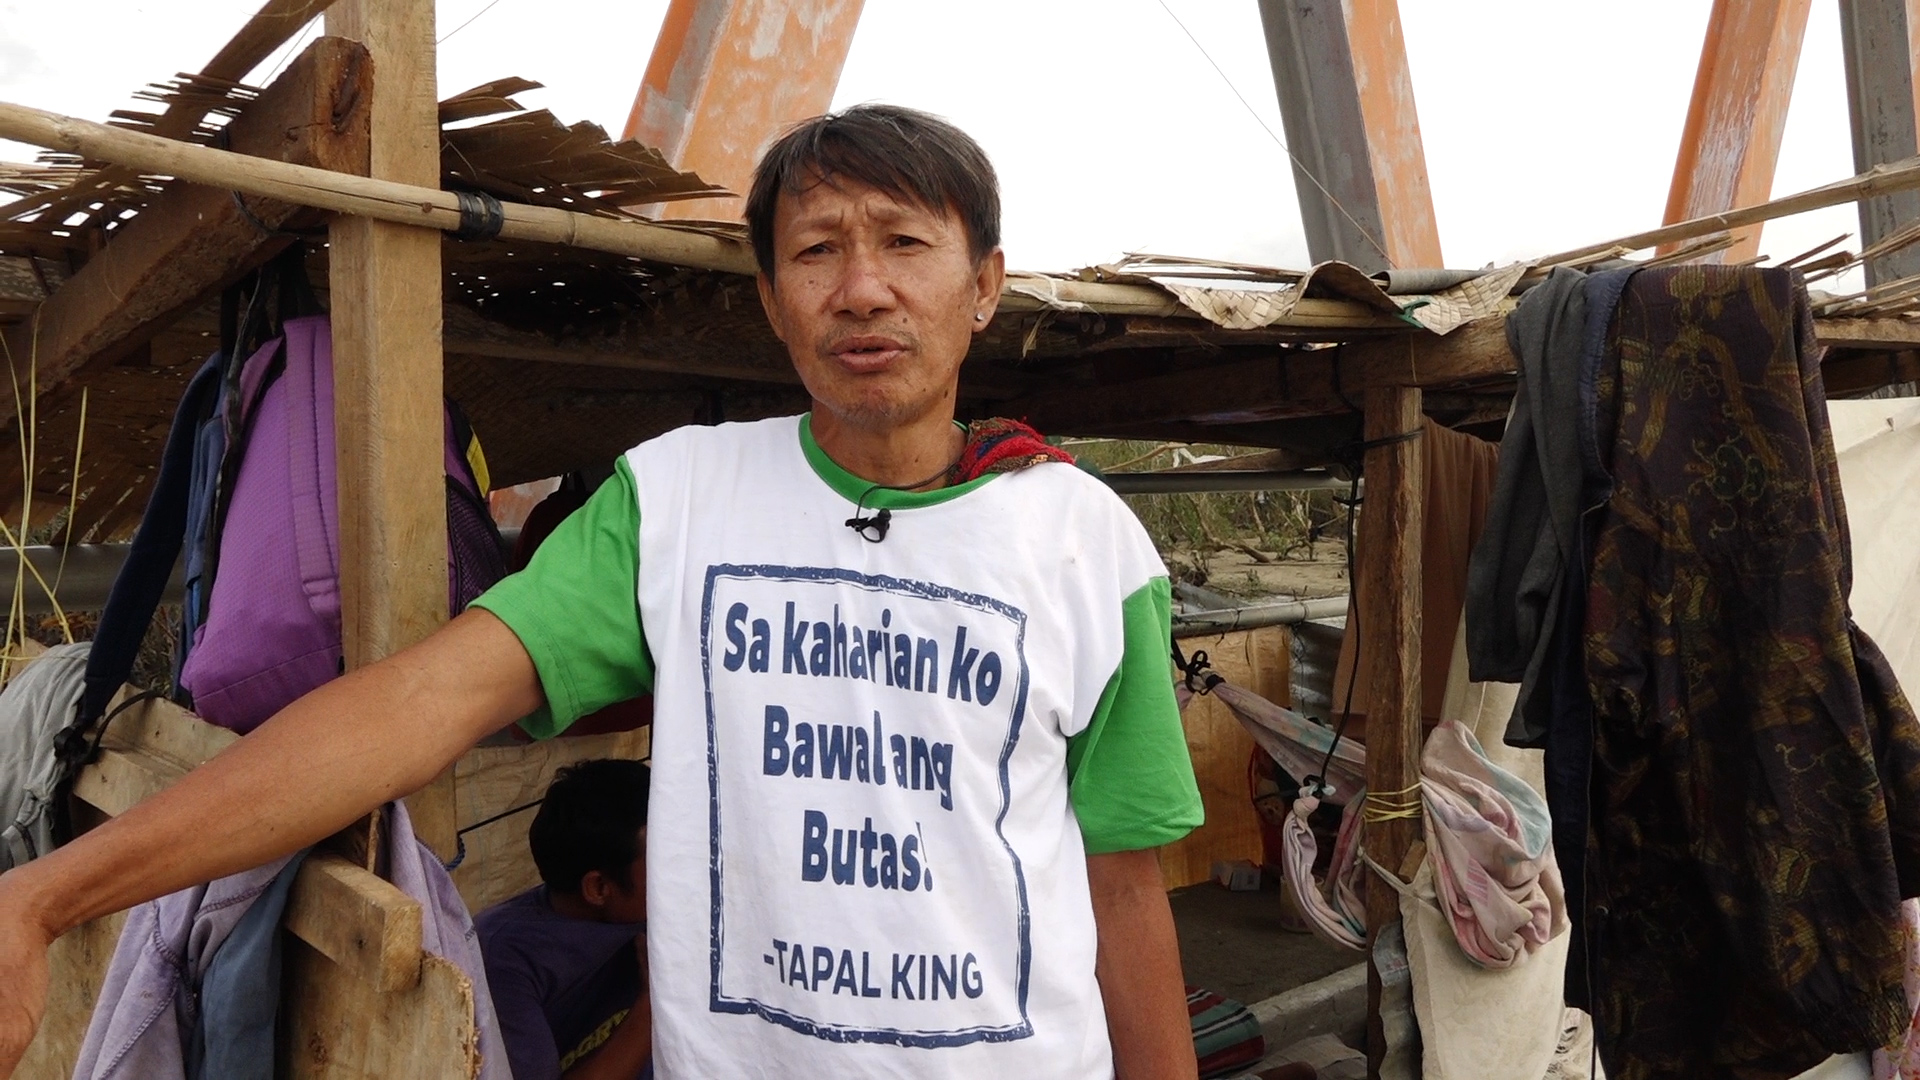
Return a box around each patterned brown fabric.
[1583,266,1920,1079]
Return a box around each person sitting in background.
[478,759,652,1080]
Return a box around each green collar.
[799,414,997,511]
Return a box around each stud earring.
[974,312,986,322]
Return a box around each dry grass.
[0,312,97,683]
[1066,439,1352,594]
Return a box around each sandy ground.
[1171,879,1358,1004]
[1164,542,1352,604]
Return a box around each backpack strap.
[284,316,340,622]
[76,354,225,732]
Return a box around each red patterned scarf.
[947,418,1074,484]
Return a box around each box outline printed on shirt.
[700,563,1036,1047]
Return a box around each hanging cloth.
[1419,719,1568,969]
[1281,786,1370,951]
[1583,267,1920,1079]
[1394,615,1575,1080]
[1173,662,1369,950]
[1175,669,1367,806]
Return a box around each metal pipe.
[0,544,181,616]
[1102,470,1355,495]
[1173,594,1350,638]
[0,527,528,617]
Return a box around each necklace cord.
[844,443,968,543]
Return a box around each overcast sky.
[0,1,1869,286]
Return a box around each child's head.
[529,758,650,923]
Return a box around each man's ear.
[757,272,789,343]
[579,870,611,908]
[971,247,1006,336]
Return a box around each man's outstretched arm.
[0,607,542,1078]
[1089,847,1199,1080]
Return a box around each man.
[478,759,652,1080]
[0,104,1203,1079]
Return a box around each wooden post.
[323,0,457,860]
[624,0,865,219]
[1358,385,1423,1078]
[1663,0,1812,263]
[1257,0,1443,272]
[1840,0,1920,284]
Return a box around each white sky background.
[0,0,1872,289]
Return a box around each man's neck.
[810,405,966,489]
[547,888,603,922]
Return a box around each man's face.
[757,176,1004,432]
[600,848,647,924]
[580,829,648,924]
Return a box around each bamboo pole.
[1537,153,1920,266]
[0,97,1374,323]
[12,94,1920,315]
[0,99,761,275]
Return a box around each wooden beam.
[324,0,457,861]
[282,948,479,1079]
[72,696,240,817]
[1823,347,1920,394]
[1010,309,1920,440]
[1840,0,1920,284]
[1664,0,1812,263]
[1257,0,1441,272]
[443,302,798,386]
[283,854,424,993]
[202,0,344,88]
[72,745,191,818]
[1815,315,1920,348]
[0,39,370,439]
[443,302,1039,398]
[0,98,1431,335]
[1356,384,1423,1078]
[1006,317,1514,436]
[1345,0,1442,269]
[624,0,865,219]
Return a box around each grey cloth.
[1464,269,1590,746]
[383,798,513,1080]
[0,642,91,869]
[75,799,511,1080]
[72,853,300,1080]
[188,850,308,1080]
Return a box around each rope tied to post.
[1170,641,1224,695]
[1359,782,1424,823]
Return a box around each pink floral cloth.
[1420,720,1569,968]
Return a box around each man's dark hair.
[745,103,1001,278]
[529,758,650,894]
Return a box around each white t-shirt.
[476,415,1202,1079]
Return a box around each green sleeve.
[1066,576,1205,854]
[469,459,653,739]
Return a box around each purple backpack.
[78,309,505,747]
[174,315,505,732]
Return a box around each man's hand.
[1088,848,1198,1080]
[0,888,52,1078]
[0,609,542,1079]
